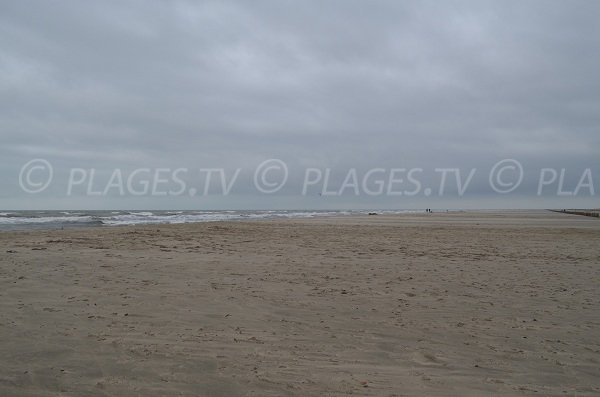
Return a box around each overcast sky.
[1,0,599,209]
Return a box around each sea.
[0,210,416,231]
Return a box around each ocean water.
[0,210,416,231]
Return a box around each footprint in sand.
[412,351,447,367]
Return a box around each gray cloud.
[1,0,599,209]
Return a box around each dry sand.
[1,210,599,396]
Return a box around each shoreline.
[1,208,592,234]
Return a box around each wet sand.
[1,211,599,396]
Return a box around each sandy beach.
[1,210,599,396]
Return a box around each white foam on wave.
[99,211,350,226]
[0,209,411,229]
[101,212,240,226]
[0,215,96,225]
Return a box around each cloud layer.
[1,1,599,208]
